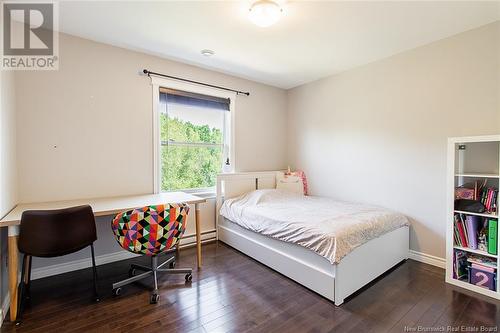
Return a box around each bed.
[216,171,409,305]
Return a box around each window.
[157,86,233,192]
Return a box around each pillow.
[276,170,308,195]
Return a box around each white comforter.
[220,189,409,264]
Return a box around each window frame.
[151,76,236,194]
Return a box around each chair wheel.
[150,293,160,304]
[169,261,176,268]
[112,287,122,297]
[185,273,192,282]
[128,268,136,277]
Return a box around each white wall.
[0,70,17,308]
[0,70,17,219]
[287,22,500,259]
[13,32,288,270]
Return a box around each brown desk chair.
[17,205,99,323]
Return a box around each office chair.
[17,205,99,323]
[111,203,192,304]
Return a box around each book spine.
[460,215,469,247]
[466,216,478,249]
[492,190,498,213]
[486,189,492,212]
[457,219,468,248]
[471,263,496,272]
[454,215,462,246]
[481,188,487,205]
[488,219,498,255]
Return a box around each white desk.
[0,192,207,322]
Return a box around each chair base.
[112,253,192,304]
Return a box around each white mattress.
[220,189,409,264]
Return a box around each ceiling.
[58,1,500,89]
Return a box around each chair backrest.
[111,203,189,256]
[19,205,97,257]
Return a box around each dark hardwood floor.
[1,242,499,332]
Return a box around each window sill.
[190,191,216,199]
[163,188,216,199]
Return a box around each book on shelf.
[453,250,468,280]
[465,215,480,249]
[488,219,498,255]
[480,187,498,214]
[471,263,495,273]
[466,255,497,269]
[454,214,468,247]
[454,213,497,253]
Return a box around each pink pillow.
[284,170,308,195]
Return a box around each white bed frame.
[216,171,409,305]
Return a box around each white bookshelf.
[446,135,500,300]
[452,246,498,259]
[453,210,498,218]
[455,173,500,179]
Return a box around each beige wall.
[0,69,17,304]
[0,70,17,218]
[14,32,288,271]
[15,32,288,203]
[287,22,500,259]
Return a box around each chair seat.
[111,204,189,256]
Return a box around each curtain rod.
[143,69,250,96]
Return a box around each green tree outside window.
[161,113,223,191]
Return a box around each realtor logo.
[1,1,59,70]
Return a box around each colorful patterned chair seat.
[111,204,189,256]
[110,203,192,304]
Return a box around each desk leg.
[8,226,19,322]
[195,203,202,269]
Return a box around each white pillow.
[276,171,304,195]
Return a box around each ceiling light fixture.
[248,0,283,28]
[201,49,215,57]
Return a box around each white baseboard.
[31,251,139,280]
[408,249,445,269]
[179,230,216,248]
[30,231,216,280]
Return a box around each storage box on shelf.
[447,135,499,300]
